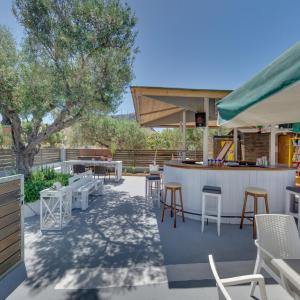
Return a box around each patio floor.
[7,176,291,300]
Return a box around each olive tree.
[0,0,137,175]
[69,116,147,150]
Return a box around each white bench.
[68,171,103,210]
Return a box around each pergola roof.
[131,86,232,128]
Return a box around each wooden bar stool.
[161,182,185,228]
[240,187,269,239]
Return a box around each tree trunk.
[15,149,36,177]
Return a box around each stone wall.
[240,132,270,162]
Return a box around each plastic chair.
[94,165,110,183]
[208,255,268,300]
[250,214,300,298]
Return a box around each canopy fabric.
[217,42,300,128]
[293,123,300,133]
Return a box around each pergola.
[131,86,232,164]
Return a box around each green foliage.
[70,115,147,150]
[24,168,71,203]
[69,117,209,151]
[146,129,183,150]
[43,131,65,147]
[0,125,12,149]
[0,26,18,111]
[0,0,137,174]
[123,166,136,174]
[12,0,137,117]
[68,116,233,151]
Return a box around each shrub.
[24,167,71,203]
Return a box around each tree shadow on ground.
[23,185,165,299]
[21,180,260,300]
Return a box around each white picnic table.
[62,160,122,181]
[271,259,300,300]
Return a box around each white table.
[62,160,122,182]
[272,259,300,299]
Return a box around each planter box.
[24,200,40,219]
[149,164,159,174]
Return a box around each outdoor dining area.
[36,50,300,297]
[38,148,122,231]
[2,37,300,300]
[2,1,300,299]
[11,42,300,300]
[134,41,300,300]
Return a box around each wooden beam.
[140,106,180,117]
[140,107,183,125]
[131,86,232,99]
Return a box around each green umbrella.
[217,41,300,128]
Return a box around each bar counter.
[164,160,296,223]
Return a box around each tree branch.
[24,107,83,153]
[2,108,25,151]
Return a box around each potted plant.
[149,149,159,174]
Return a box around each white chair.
[250,214,300,298]
[202,185,222,236]
[208,254,268,300]
[286,186,300,233]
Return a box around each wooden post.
[203,98,209,165]
[60,146,66,162]
[270,125,276,166]
[182,110,186,159]
[233,128,238,161]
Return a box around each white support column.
[182,110,186,153]
[233,128,238,161]
[203,98,209,166]
[269,125,276,166]
[60,146,66,162]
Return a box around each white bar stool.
[145,175,161,203]
[201,185,222,236]
[286,186,300,232]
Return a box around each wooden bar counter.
[164,160,296,223]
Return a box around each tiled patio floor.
[7,176,291,300]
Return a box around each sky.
[1,0,300,114]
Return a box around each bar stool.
[161,182,184,228]
[145,175,161,202]
[240,187,269,239]
[285,186,300,232]
[201,185,222,236]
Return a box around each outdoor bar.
[164,161,295,222]
[131,42,300,226]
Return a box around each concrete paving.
[6,176,291,300]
